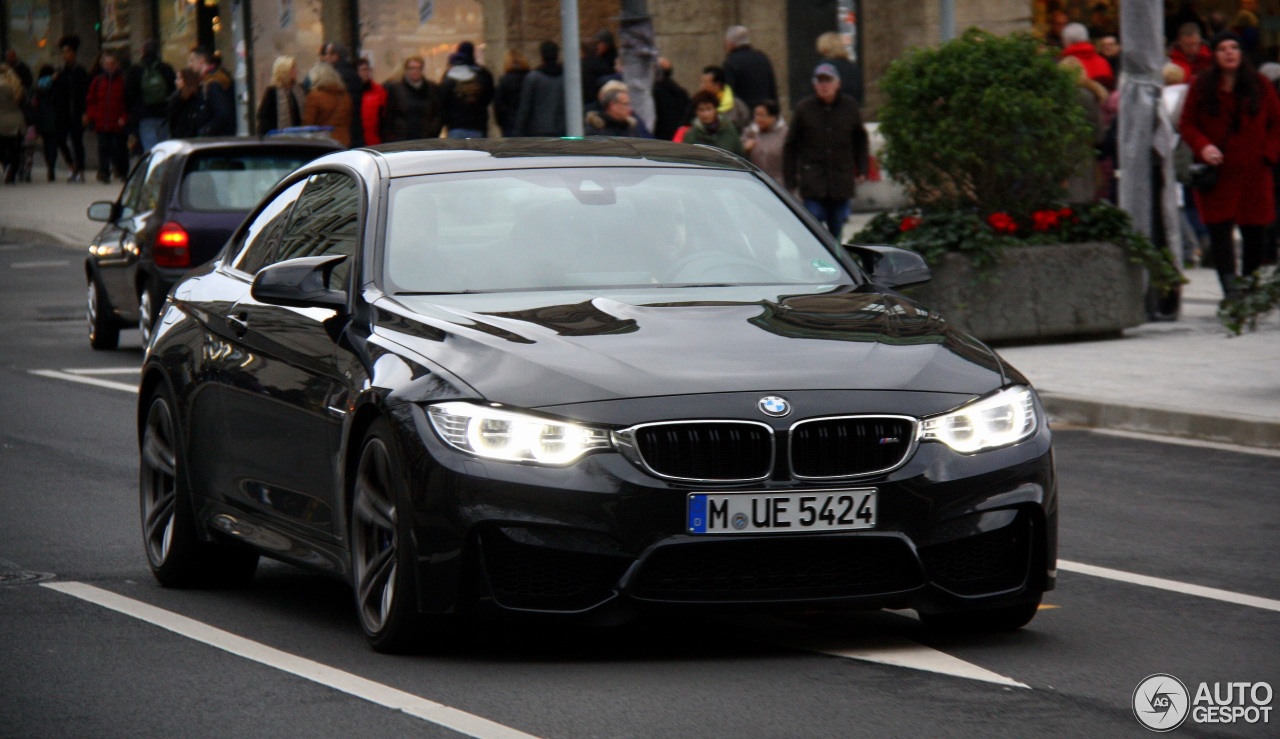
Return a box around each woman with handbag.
[1179,31,1280,297]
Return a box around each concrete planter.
[905,241,1146,343]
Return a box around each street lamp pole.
[941,0,956,42]
[562,0,584,136]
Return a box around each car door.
[92,155,150,316]
[215,171,362,543]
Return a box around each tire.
[138,281,162,346]
[919,595,1042,635]
[87,277,120,350]
[350,418,427,653]
[140,385,259,588]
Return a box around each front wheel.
[918,594,1042,634]
[138,281,162,345]
[350,419,427,653]
[87,277,120,350]
[141,386,258,587]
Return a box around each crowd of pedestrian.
[1042,0,1280,303]
[0,26,877,261]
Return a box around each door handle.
[226,313,249,335]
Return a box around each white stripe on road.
[29,369,138,394]
[797,633,1029,688]
[1087,428,1280,459]
[41,582,539,739]
[64,367,140,376]
[1059,560,1280,613]
[10,260,71,269]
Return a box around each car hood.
[375,285,1010,408]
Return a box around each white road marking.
[1059,560,1280,613]
[42,582,540,739]
[1087,428,1280,458]
[64,367,140,376]
[29,369,138,393]
[784,632,1029,688]
[0,244,29,251]
[11,260,71,269]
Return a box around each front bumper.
[392,398,1057,618]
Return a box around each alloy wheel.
[138,288,154,344]
[351,438,400,636]
[141,396,178,567]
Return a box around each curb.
[0,225,85,252]
[1042,393,1280,451]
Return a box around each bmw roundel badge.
[758,396,791,417]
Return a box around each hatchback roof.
[363,137,754,178]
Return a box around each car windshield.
[383,167,854,293]
[181,151,319,212]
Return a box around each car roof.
[362,137,755,178]
[149,136,344,158]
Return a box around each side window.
[276,172,361,290]
[138,153,174,213]
[232,178,308,275]
[118,155,151,218]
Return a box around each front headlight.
[427,402,612,465]
[919,386,1038,453]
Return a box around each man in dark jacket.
[783,63,869,239]
[722,25,777,110]
[189,47,235,136]
[584,87,650,138]
[440,41,495,138]
[323,42,364,147]
[581,30,617,105]
[125,40,176,152]
[381,56,443,142]
[515,42,566,137]
[86,50,130,183]
[652,57,691,141]
[51,35,89,182]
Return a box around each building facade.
[4,1,1275,131]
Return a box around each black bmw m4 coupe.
[138,138,1056,652]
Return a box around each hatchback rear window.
[181,152,318,212]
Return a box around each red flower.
[899,216,923,232]
[1031,209,1060,231]
[986,212,1018,234]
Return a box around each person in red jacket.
[1060,23,1115,90]
[1169,22,1212,83]
[85,50,129,183]
[1179,31,1280,297]
[356,58,386,146]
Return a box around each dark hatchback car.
[85,137,340,349]
[139,139,1056,653]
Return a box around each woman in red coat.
[1180,31,1280,296]
[356,58,386,145]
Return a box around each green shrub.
[854,204,1184,294]
[877,28,1092,216]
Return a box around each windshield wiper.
[395,290,489,296]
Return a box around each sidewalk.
[3,183,1278,449]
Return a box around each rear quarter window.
[180,150,325,213]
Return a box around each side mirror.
[843,244,932,289]
[87,201,118,223]
[251,254,349,310]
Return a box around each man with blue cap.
[783,62,869,238]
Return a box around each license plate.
[687,489,876,534]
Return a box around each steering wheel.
[665,251,779,284]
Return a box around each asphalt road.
[2,239,1277,738]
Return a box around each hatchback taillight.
[154,222,191,268]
